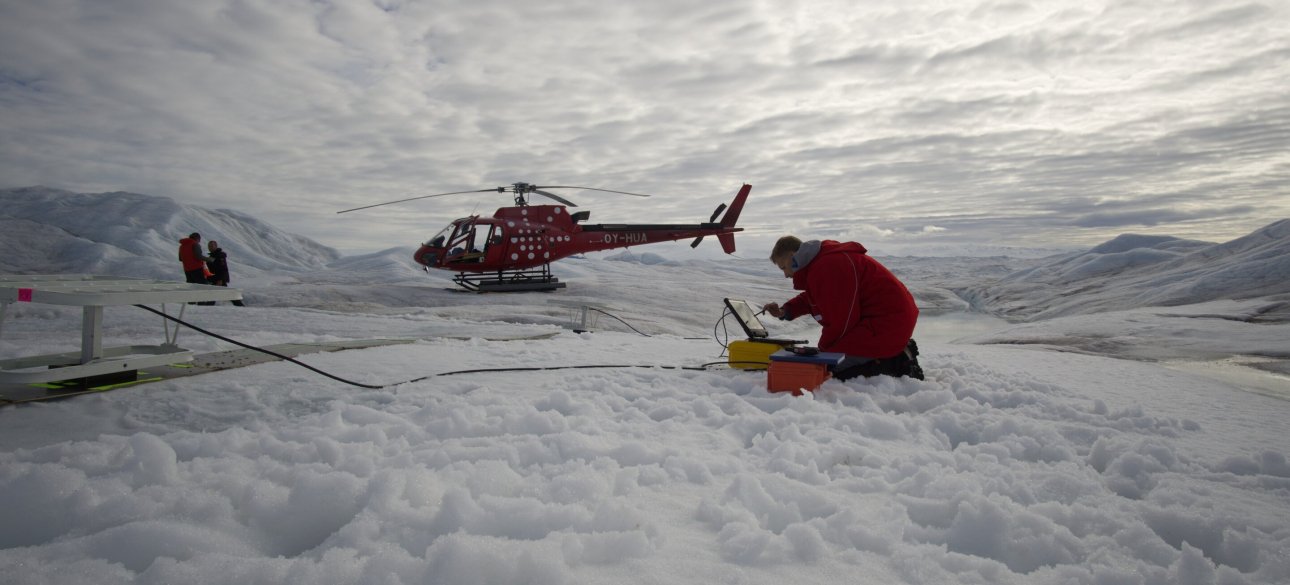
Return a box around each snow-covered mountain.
[957,219,1290,322]
[0,187,340,280]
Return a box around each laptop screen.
[723,298,768,339]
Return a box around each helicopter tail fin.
[719,184,751,228]
[718,233,737,254]
[692,184,750,252]
[715,184,750,254]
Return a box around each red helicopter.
[338,182,751,291]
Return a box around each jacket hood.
[791,239,867,270]
[790,240,823,271]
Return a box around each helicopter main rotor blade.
[533,189,578,207]
[336,188,501,214]
[536,185,653,198]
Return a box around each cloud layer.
[2,0,1287,253]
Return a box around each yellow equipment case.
[728,340,782,369]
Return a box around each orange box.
[767,361,831,395]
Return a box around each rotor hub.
[510,182,534,205]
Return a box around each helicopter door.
[482,224,505,260]
[448,219,497,263]
[445,221,484,263]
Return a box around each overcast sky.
[2,0,1287,255]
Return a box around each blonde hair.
[770,235,802,261]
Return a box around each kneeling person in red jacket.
[763,236,923,381]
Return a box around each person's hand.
[763,302,783,318]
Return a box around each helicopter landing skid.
[452,266,567,293]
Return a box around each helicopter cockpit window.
[425,225,453,248]
[445,221,485,263]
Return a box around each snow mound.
[0,218,166,277]
[1,187,340,280]
[324,247,426,282]
[605,251,676,265]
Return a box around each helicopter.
[338,182,750,292]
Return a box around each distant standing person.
[178,232,209,284]
[206,240,246,306]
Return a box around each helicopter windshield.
[425,225,453,248]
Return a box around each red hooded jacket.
[178,237,205,271]
[781,240,918,359]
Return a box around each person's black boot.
[907,357,925,380]
[902,339,924,380]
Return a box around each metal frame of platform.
[0,275,243,384]
[546,299,611,332]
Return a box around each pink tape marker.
[17,288,34,302]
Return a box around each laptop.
[723,298,808,346]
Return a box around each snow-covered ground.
[2,191,1289,584]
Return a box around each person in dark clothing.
[205,240,246,306]
[178,233,209,284]
[763,235,923,381]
